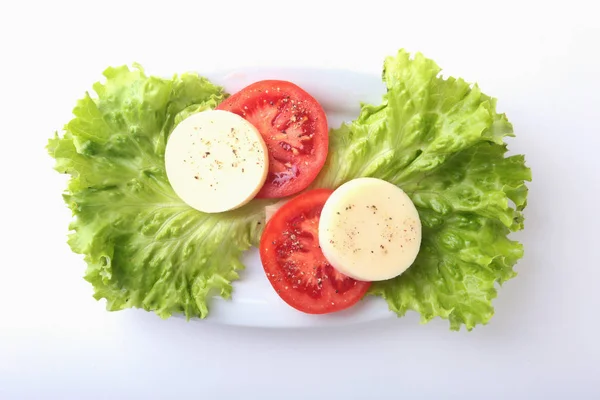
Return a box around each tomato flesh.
[259,189,371,314]
[217,80,328,199]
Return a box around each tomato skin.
[216,80,328,199]
[259,189,371,314]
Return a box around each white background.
[1,0,599,399]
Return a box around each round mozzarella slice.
[318,177,422,281]
[165,110,268,213]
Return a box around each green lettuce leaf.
[313,50,531,330]
[47,65,267,319]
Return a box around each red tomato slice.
[259,189,371,314]
[216,80,328,199]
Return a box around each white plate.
[191,67,394,327]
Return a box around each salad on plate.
[47,49,531,331]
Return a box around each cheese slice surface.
[318,177,422,281]
[164,110,268,213]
